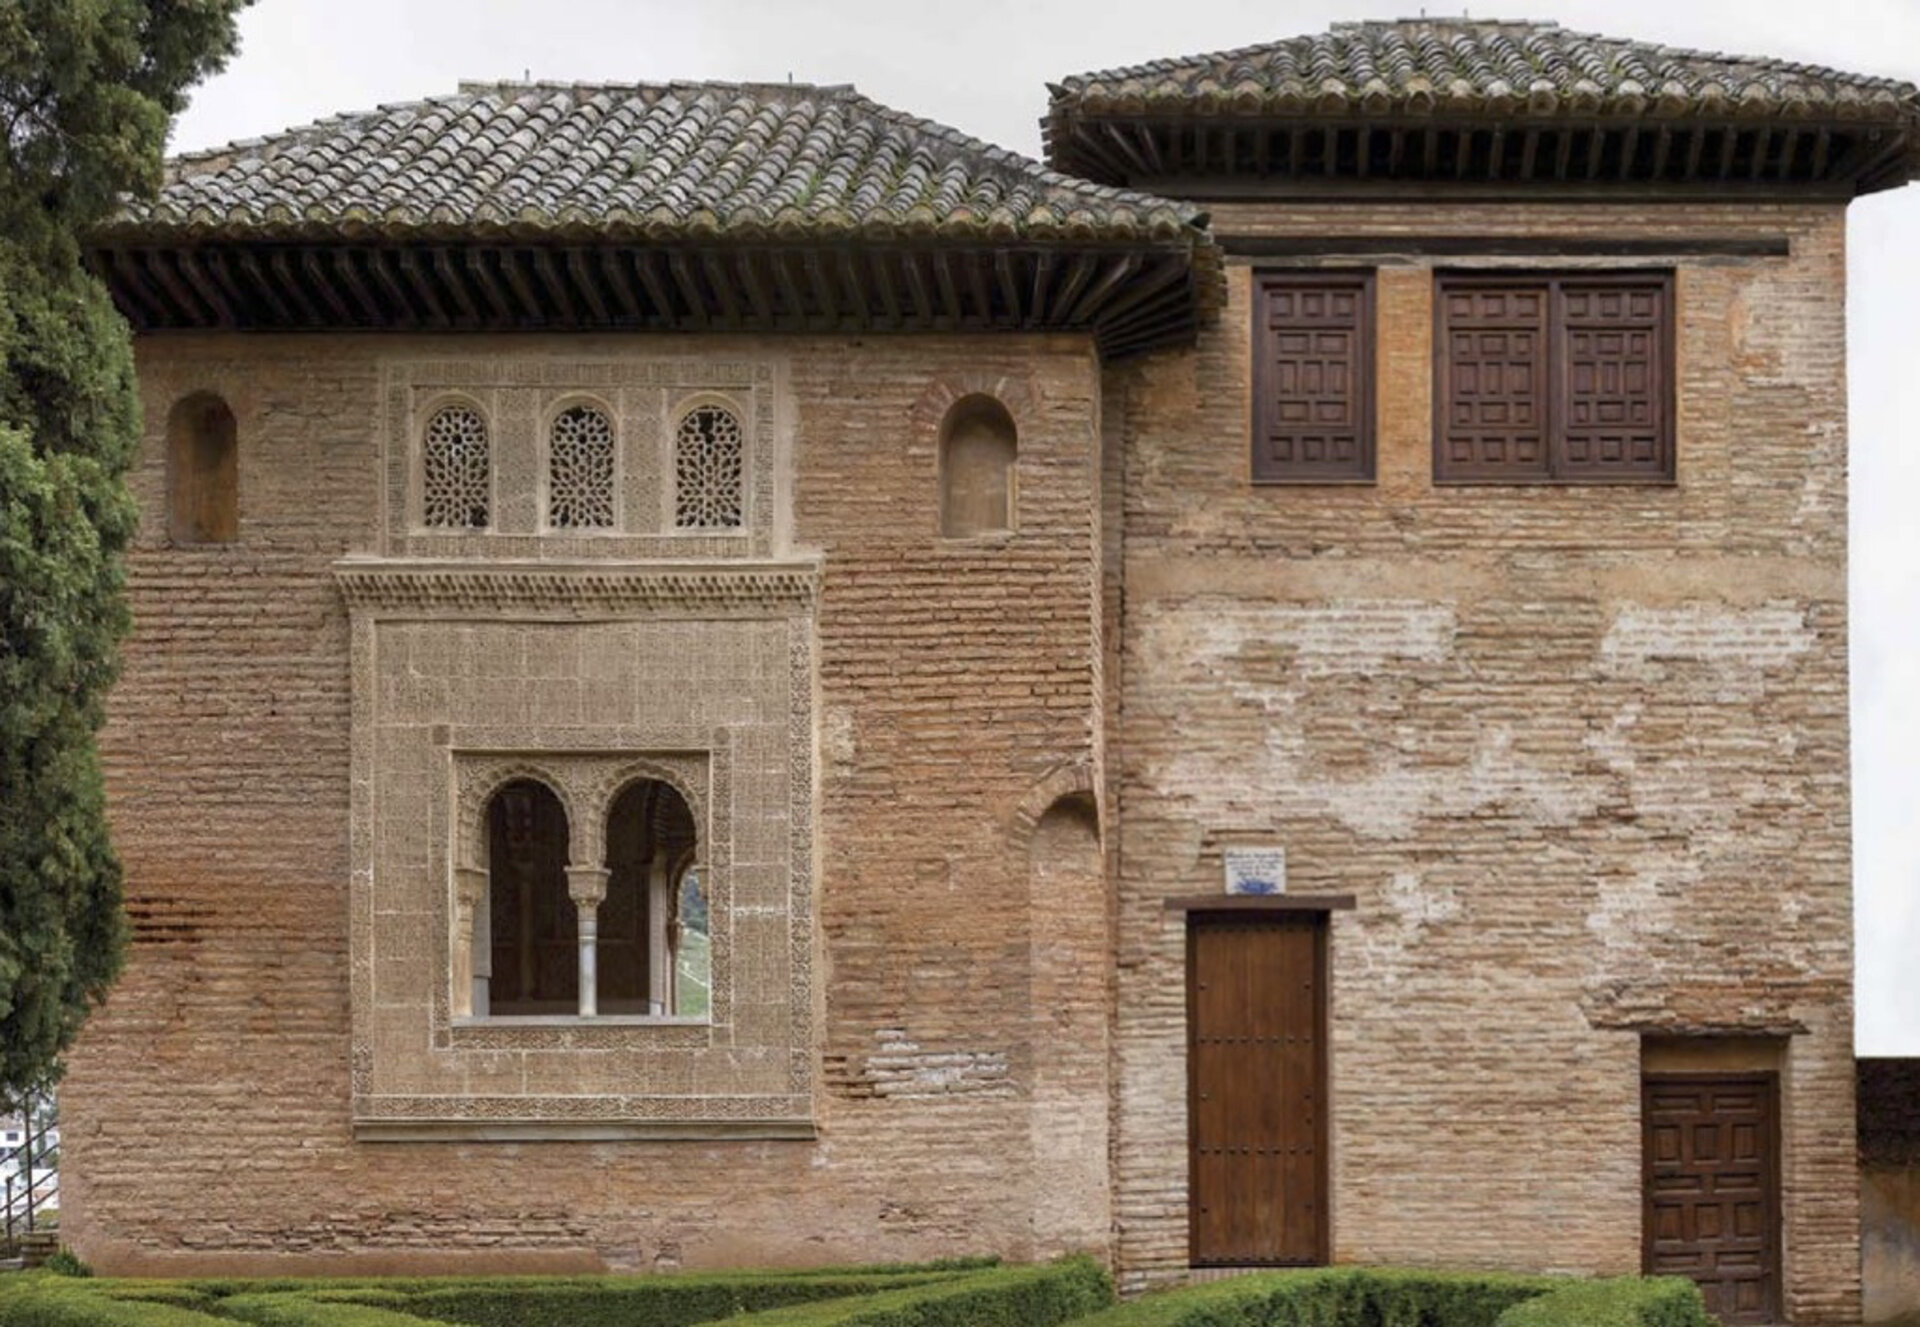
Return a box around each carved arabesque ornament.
[421,403,491,528]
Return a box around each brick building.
[60,19,1917,1326]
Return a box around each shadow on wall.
[1862,1058,1920,1326]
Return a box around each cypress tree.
[0,0,249,1099]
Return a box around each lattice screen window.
[1253,273,1375,483]
[547,404,616,529]
[421,403,491,528]
[674,405,744,529]
[1435,273,1673,484]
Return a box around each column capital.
[566,865,610,907]
[454,864,488,908]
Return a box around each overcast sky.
[167,0,1920,1055]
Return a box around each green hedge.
[314,1267,977,1327]
[0,1276,233,1327]
[722,1257,1114,1327]
[214,1293,443,1327]
[1062,1267,1705,1327]
[3,1263,1001,1327]
[1493,1277,1710,1327]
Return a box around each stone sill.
[354,1118,817,1143]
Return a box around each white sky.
[168,0,1920,1055]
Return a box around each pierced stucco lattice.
[548,405,616,529]
[422,404,491,528]
[675,406,744,529]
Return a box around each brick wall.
[1107,201,1856,1321]
[62,331,1110,1274]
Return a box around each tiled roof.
[107,80,1205,245]
[1048,18,1919,123]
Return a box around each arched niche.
[167,392,238,544]
[939,394,1017,538]
[603,778,702,1016]
[486,778,576,1015]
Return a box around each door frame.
[1184,908,1333,1267]
[1640,1068,1783,1324]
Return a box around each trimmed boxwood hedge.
[1062,1267,1711,1327]
[718,1257,1114,1327]
[0,1277,232,1327]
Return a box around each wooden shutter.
[1558,279,1671,481]
[1435,281,1550,482]
[1436,273,1673,484]
[1253,274,1374,483]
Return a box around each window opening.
[674,405,744,529]
[485,780,575,1015]
[548,403,616,529]
[422,403,491,527]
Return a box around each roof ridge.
[1051,18,1919,95]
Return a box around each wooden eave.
[1046,111,1917,197]
[85,236,1220,360]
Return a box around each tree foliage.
[0,0,248,1099]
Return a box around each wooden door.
[1187,914,1329,1266]
[1643,1073,1781,1325]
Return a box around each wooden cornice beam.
[836,252,871,321]
[966,252,994,323]
[269,249,326,324]
[1085,254,1186,326]
[1716,127,1739,181]
[631,251,676,324]
[1048,253,1097,323]
[803,252,839,326]
[1811,126,1832,178]
[565,249,613,323]
[105,250,165,327]
[1684,126,1708,179]
[1748,128,1773,181]
[1773,128,1799,180]
[699,252,742,325]
[391,250,450,327]
[870,251,903,327]
[593,249,646,322]
[666,252,710,328]
[1517,129,1539,180]
[497,249,546,321]
[299,249,356,323]
[993,250,1024,325]
[1137,123,1164,174]
[900,250,937,324]
[1066,252,1141,322]
[1486,127,1506,181]
[332,249,388,323]
[528,248,580,323]
[152,249,216,323]
[372,248,435,326]
[431,248,484,324]
[736,251,776,324]
[469,249,519,324]
[1028,251,1054,324]
[1553,129,1574,180]
[1586,128,1607,180]
[1650,127,1673,181]
[173,249,234,324]
[771,250,811,327]
[1422,126,1440,176]
[1617,126,1639,181]
[931,250,963,325]
[1102,122,1153,177]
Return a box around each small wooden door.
[1643,1073,1781,1325]
[1187,914,1329,1266]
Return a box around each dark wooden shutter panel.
[1436,273,1673,484]
[1558,281,1670,480]
[1436,282,1549,481]
[1254,274,1373,482]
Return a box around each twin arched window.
[419,400,744,532]
[481,776,706,1019]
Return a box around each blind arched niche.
[167,392,238,544]
[939,394,1017,537]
